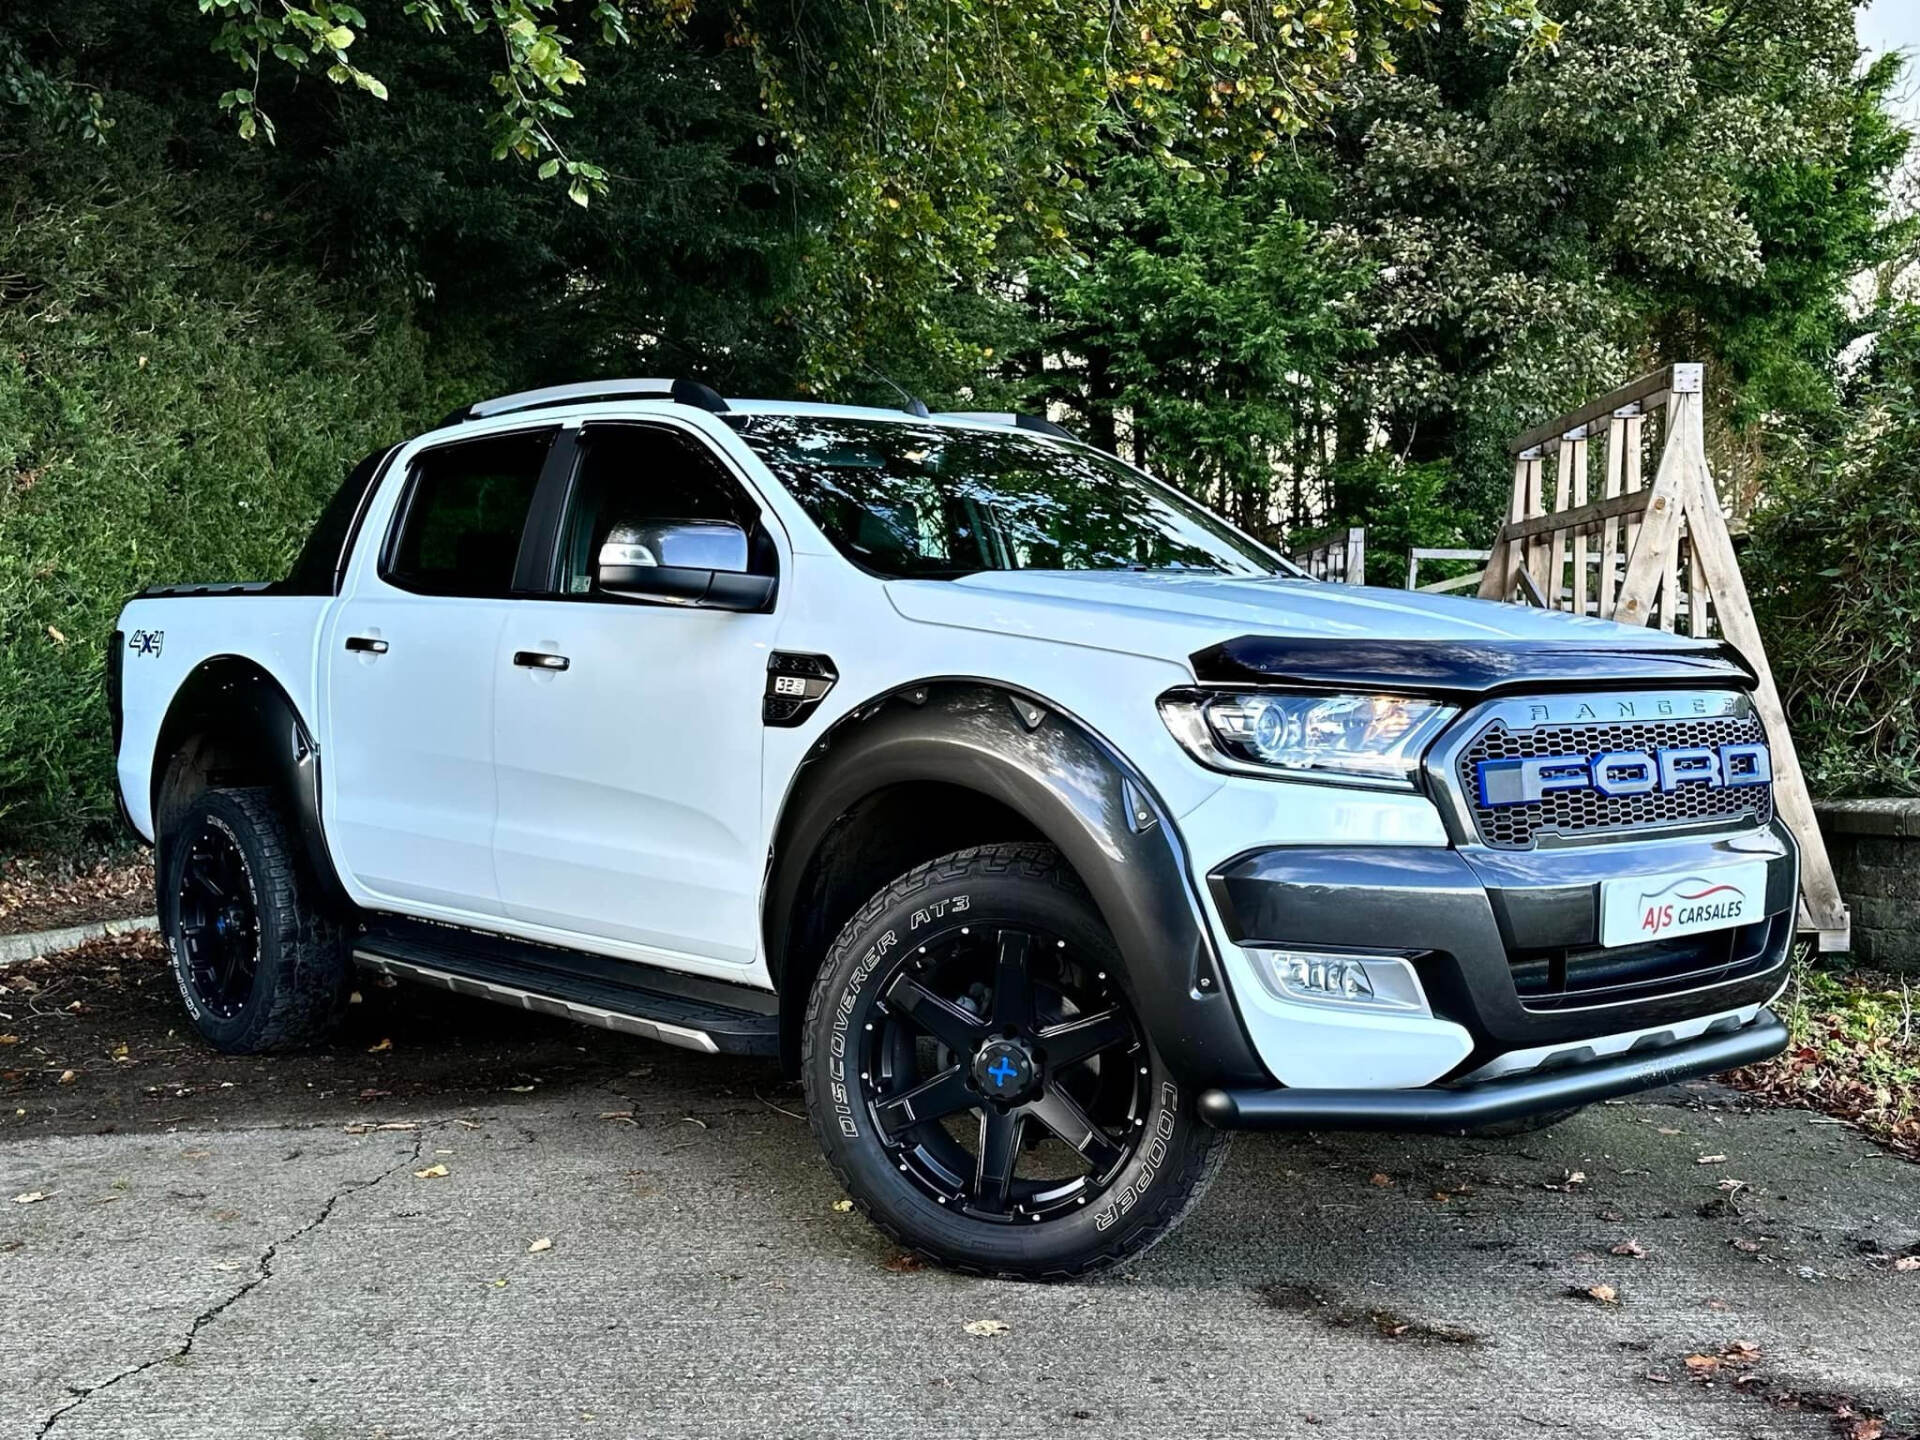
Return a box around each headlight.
[1158,689,1456,787]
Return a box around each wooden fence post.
[1479,362,1849,950]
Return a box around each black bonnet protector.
[1188,636,1758,700]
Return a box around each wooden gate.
[1476,363,1848,950]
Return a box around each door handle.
[344,636,389,654]
[513,650,570,672]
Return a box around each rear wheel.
[159,787,351,1053]
[801,843,1229,1279]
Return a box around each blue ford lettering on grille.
[1476,743,1772,808]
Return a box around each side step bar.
[352,918,781,1057]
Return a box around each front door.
[491,422,782,970]
[321,426,557,917]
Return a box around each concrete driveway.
[3,935,1917,1440]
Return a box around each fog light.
[1244,948,1430,1015]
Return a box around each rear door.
[491,421,783,970]
[320,426,557,917]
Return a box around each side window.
[385,429,554,596]
[561,425,770,596]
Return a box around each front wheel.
[801,843,1229,1280]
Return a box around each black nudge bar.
[1198,1012,1788,1133]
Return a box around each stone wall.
[1815,799,1920,973]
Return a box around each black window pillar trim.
[512,424,586,595]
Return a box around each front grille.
[1457,710,1773,849]
[1509,913,1786,1011]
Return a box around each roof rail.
[441,378,730,427]
[932,410,1079,443]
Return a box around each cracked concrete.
[27,1128,426,1438]
[3,952,1917,1439]
[5,1050,1918,1440]
[4,1126,425,1437]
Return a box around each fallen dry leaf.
[413,1163,449,1179]
[1610,1241,1647,1258]
[1684,1354,1720,1373]
[11,1191,50,1205]
[832,1198,854,1212]
[0,1035,18,1046]
[1850,1419,1887,1440]
[1657,1127,1681,1136]
[528,1237,552,1253]
[367,1038,392,1054]
[963,1319,1011,1337]
[883,1252,924,1273]
[1583,1284,1618,1305]
[1730,1238,1763,1254]
[1894,1255,1920,1272]
[1369,1173,1393,1188]
[1697,1154,1726,1165]
[56,1070,76,1085]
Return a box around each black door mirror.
[593,520,775,611]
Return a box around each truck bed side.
[112,592,333,841]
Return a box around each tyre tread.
[164,786,349,1052]
[800,842,1227,1281]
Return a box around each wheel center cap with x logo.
[972,1039,1038,1102]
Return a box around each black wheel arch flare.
[761,679,1272,1090]
[150,656,347,905]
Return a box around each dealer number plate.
[1598,861,1770,947]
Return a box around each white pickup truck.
[109,378,1795,1277]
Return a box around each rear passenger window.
[385,430,554,596]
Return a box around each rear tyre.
[159,786,351,1053]
[801,843,1229,1280]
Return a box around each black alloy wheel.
[174,815,262,1019]
[803,843,1231,1279]
[862,922,1151,1223]
[160,787,351,1053]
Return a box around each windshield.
[724,414,1291,580]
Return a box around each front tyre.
[801,843,1229,1280]
[159,786,351,1053]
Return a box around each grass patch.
[1733,963,1920,1160]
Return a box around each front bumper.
[1199,1008,1787,1131]
[1206,820,1798,1075]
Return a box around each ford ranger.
[108,378,1795,1278]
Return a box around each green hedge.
[0,114,488,846]
[1746,311,1920,800]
